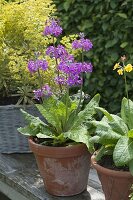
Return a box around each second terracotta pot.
[29,138,91,196]
[91,155,133,200]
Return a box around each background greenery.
[53,0,133,113]
[0,0,133,112]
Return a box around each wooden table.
[0,153,104,200]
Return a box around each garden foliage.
[89,97,133,175]
[53,0,133,113]
[0,0,55,96]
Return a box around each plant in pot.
[18,18,100,196]
[89,56,133,200]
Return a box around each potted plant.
[89,56,133,200]
[18,18,100,196]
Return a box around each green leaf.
[73,94,100,127]
[113,136,133,166]
[120,42,128,48]
[64,125,92,150]
[20,109,45,126]
[18,126,31,136]
[117,13,128,19]
[18,126,38,136]
[96,107,129,135]
[108,114,128,135]
[63,1,71,11]
[60,92,71,107]
[110,1,117,9]
[129,159,133,176]
[105,39,118,48]
[65,110,77,131]
[36,133,52,139]
[121,98,133,129]
[128,129,133,138]
[95,107,113,121]
[36,104,57,127]
[91,117,122,145]
[89,135,100,144]
[95,146,106,161]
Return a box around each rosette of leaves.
[89,97,133,175]
[18,93,100,149]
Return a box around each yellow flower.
[124,64,133,72]
[117,69,123,75]
[113,63,120,70]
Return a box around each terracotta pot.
[91,154,133,200]
[29,138,91,196]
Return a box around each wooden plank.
[0,180,29,200]
[0,153,104,200]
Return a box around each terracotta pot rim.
[91,154,133,178]
[29,137,86,149]
[28,137,90,158]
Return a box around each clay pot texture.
[29,138,91,196]
[91,155,133,200]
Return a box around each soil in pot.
[29,138,91,196]
[91,155,133,200]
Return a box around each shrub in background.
[0,0,55,97]
[53,0,133,113]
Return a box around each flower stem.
[76,49,84,114]
[123,62,131,129]
[65,87,69,127]
[123,70,129,100]
[53,36,62,93]
[37,68,44,103]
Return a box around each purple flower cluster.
[55,74,83,87]
[33,84,52,100]
[43,19,62,37]
[72,38,93,51]
[46,45,68,59]
[56,61,93,86]
[28,59,48,73]
[27,18,94,98]
[54,76,66,85]
[58,61,93,75]
[67,75,83,86]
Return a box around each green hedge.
[53,0,133,113]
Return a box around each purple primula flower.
[33,89,44,100]
[54,74,82,87]
[58,62,79,75]
[46,45,67,59]
[67,75,83,86]
[28,60,48,73]
[58,61,93,76]
[43,84,53,97]
[43,19,63,37]
[72,38,93,51]
[60,53,74,63]
[36,60,48,71]
[28,60,38,73]
[33,84,52,100]
[82,62,93,73]
[54,76,66,85]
